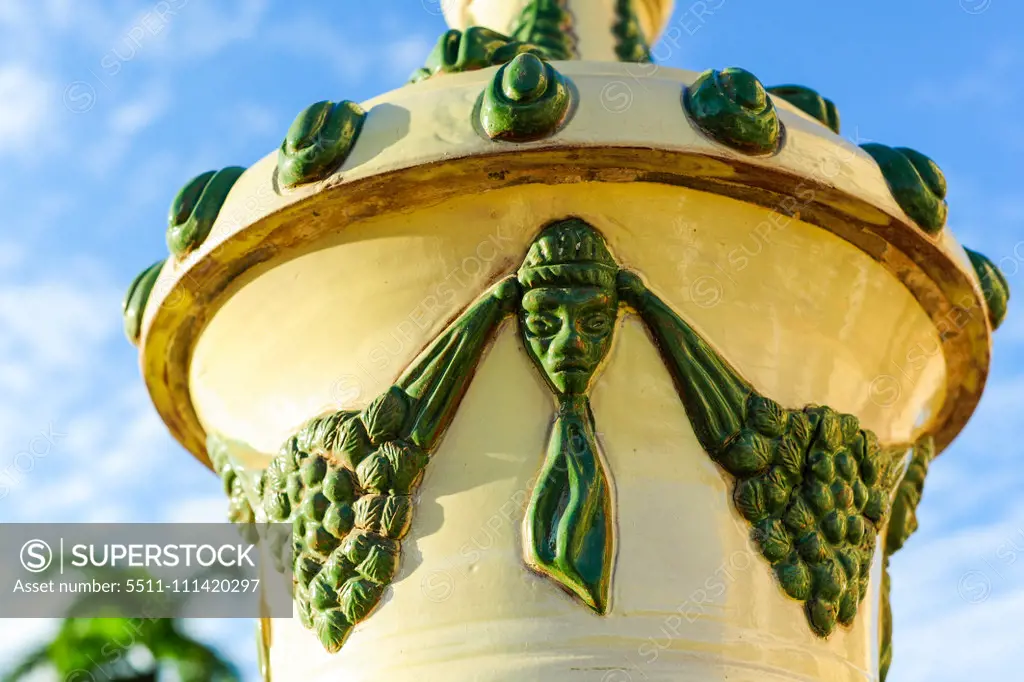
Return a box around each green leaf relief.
[862,143,948,234]
[166,167,245,258]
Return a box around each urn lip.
[136,61,991,468]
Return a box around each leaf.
[354,495,412,538]
[339,578,384,623]
[321,548,356,586]
[719,430,772,476]
[747,395,787,437]
[334,417,373,469]
[380,496,413,538]
[314,609,353,654]
[360,387,408,445]
[356,543,399,584]
[380,441,428,493]
[308,573,339,609]
[355,453,390,493]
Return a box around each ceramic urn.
[123,1,1010,680]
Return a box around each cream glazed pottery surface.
[123,2,1008,680]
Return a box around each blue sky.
[0,1,1021,680]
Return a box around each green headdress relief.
[250,217,904,653]
[518,219,618,612]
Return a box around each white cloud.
[82,82,172,177]
[0,276,115,378]
[109,86,169,136]
[0,64,54,156]
[0,1,121,66]
[131,0,270,62]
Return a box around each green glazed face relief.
[246,217,908,652]
[408,27,546,84]
[766,84,840,134]
[277,100,366,189]
[478,53,574,142]
[520,287,617,394]
[510,0,577,61]
[166,166,245,258]
[684,67,782,155]
[122,259,165,345]
[861,143,948,234]
[517,220,620,612]
[879,436,936,681]
[613,0,652,63]
[518,221,619,396]
[965,247,1010,330]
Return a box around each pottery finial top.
[440,0,674,62]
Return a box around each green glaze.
[166,167,245,258]
[861,143,948,234]
[684,68,782,155]
[965,247,1010,330]
[258,280,515,652]
[409,0,576,84]
[207,433,257,526]
[623,268,904,638]
[250,217,905,652]
[478,53,573,142]
[510,0,577,61]
[278,100,366,189]
[518,220,619,612]
[879,436,936,682]
[408,27,545,84]
[122,259,164,345]
[613,0,652,63]
[766,84,840,134]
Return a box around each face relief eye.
[583,314,609,334]
[528,314,557,337]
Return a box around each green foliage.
[3,618,238,682]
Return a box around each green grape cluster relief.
[258,387,427,652]
[718,397,901,636]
